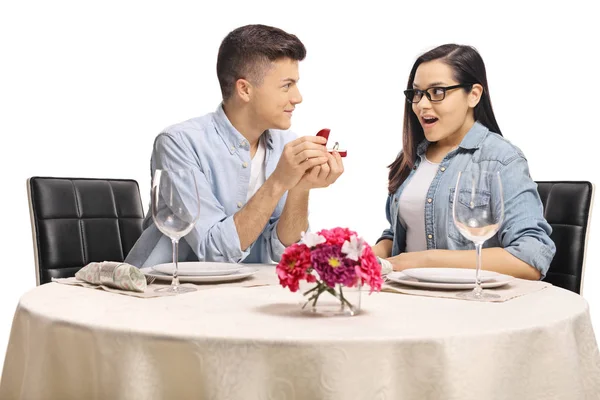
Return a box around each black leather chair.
[536,181,594,294]
[27,177,145,285]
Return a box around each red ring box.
[316,128,347,157]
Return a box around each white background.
[1,0,598,373]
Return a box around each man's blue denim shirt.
[126,104,296,267]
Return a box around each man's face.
[248,58,303,130]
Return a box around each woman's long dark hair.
[388,44,502,194]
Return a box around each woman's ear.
[468,83,484,108]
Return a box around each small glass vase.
[299,280,362,316]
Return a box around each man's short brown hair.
[216,24,306,100]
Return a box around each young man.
[125,24,344,267]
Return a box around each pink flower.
[355,244,383,293]
[276,243,314,292]
[311,244,358,288]
[317,227,357,246]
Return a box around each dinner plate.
[151,262,243,276]
[386,271,514,290]
[402,268,500,283]
[142,266,258,283]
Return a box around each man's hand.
[294,151,344,191]
[269,136,329,191]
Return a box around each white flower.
[301,231,326,248]
[341,235,366,261]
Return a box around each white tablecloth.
[1,268,599,400]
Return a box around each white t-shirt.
[398,156,440,252]
[246,137,266,201]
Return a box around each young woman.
[372,44,555,280]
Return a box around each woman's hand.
[387,251,426,271]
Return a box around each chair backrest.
[27,177,145,285]
[536,181,594,294]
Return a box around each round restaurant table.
[1,279,599,400]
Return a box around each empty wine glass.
[452,170,504,300]
[151,168,200,294]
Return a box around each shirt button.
[236,201,243,208]
[230,146,235,152]
[427,234,433,239]
[242,162,248,168]
[440,167,446,172]
[239,140,247,147]
[427,198,432,203]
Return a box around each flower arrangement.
[276,227,383,315]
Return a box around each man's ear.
[235,79,252,103]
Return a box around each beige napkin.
[53,265,281,298]
[382,277,552,302]
[52,277,196,298]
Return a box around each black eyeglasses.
[403,84,472,104]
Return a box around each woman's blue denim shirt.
[378,121,556,278]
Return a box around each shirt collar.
[212,103,274,154]
[458,121,489,150]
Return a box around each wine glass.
[452,170,504,300]
[151,168,200,294]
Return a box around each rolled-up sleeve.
[498,156,556,278]
[153,133,251,263]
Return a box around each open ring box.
[317,128,347,157]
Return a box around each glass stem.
[171,239,180,290]
[474,242,483,296]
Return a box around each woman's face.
[411,60,482,145]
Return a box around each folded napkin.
[377,257,393,275]
[75,261,147,292]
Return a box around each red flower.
[276,243,314,292]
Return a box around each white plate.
[386,271,514,290]
[151,262,243,276]
[402,268,500,283]
[141,266,258,283]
